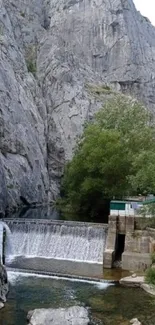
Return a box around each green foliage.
[20,12,25,17]
[135,216,155,230]
[26,60,36,76]
[60,95,155,219]
[7,184,14,189]
[145,268,155,285]
[137,203,155,218]
[151,252,155,264]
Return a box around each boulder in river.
[27,306,89,325]
[130,318,142,325]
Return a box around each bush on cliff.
[59,95,155,220]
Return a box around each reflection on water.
[0,272,155,325]
[5,205,107,223]
[5,206,60,220]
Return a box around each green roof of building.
[110,200,143,204]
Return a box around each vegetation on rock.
[59,96,155,220]
[145,267,155,285]
[26,59,36,76]
[151,252,155,264]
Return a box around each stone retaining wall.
[104,215,154,271]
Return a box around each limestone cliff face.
[0,0,155,214]
[0,0,49,214]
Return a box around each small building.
[110,200,142,216]
[110,197,155,216]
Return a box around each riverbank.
[120,275,155,296]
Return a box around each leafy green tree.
[60,95,155,220]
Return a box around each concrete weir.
[2,217,155,272]
[104,215,154,271]
[2,219,108,276]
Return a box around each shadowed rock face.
[0,0,155,213]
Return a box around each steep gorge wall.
[0,0,155,214]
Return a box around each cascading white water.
[5,221,107,263]
[0,221,13,264]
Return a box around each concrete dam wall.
[3,219,108,276]
[2,216,155,273]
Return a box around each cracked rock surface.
[0,0,155,213]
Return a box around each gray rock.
[1,0,155,211]
[0,0,50,211]
[119,275,144,287]
[130,318,142,325]
[131,273,137,278]
[27,306,89,325]
[0,302,4,309]
[0,264,8,303]
[141,283,155,296]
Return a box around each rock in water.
[27,306,89,325]
[0,264,8,305]
[130,318,142,325]
[1,0,155,212]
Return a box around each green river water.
[0,271,155,325]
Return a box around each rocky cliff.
[0,264,8,307]
[0,0,155,214]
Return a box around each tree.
[59,95,155,221]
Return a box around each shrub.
[151,252,155,264]
[145,268,155,285]
[135,216,155,230]
[26,60,36,76]
[20,12,25,17]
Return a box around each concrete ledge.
[3,218,108,228]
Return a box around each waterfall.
[0,221,13,264]
[5,221,107,264]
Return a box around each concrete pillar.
[103,215,117,268]
[118,215,126,234]
[125,216,135,233]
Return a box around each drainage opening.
[113,234,125,268]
